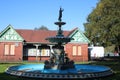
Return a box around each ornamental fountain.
[5,8,113,79]
[44,7,75,70]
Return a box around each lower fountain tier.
[6,64,113,79]
[44,63,75,70]
[46,36,72,43]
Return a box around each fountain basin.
[5,64,113,79]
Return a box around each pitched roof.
[16,29,75,44]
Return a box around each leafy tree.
[84,0,120,53]
[34,25,49,30]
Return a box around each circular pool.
[5,64,113,79]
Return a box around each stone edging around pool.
[5,69,113,79]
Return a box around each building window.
[41,49,50,56]
[10,45,15,55]
[72,46,77,56]
[4,45,9,55]
[26,48,50,56]
[27,48,37,56]
[78,46,82,55]
[4,44,15,55]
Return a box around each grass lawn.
[0,61,120,80]
[0,62,39,80]
[89,61,120,80]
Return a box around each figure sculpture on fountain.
[58,7,64,22]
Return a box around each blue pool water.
[6,64,113,79]
[9,64,110,74]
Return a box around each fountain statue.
[5,8,113,80]
[58,7,64,22]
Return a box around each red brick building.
[0,25,90,62]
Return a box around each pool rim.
[5,64,114,79]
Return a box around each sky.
[0,0,99,32]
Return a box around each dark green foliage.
[34,25,49,30]
[84,0,120,53]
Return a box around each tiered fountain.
[44,7,75,70]
[5,8,113,79]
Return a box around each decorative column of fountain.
[44,7,75,70]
